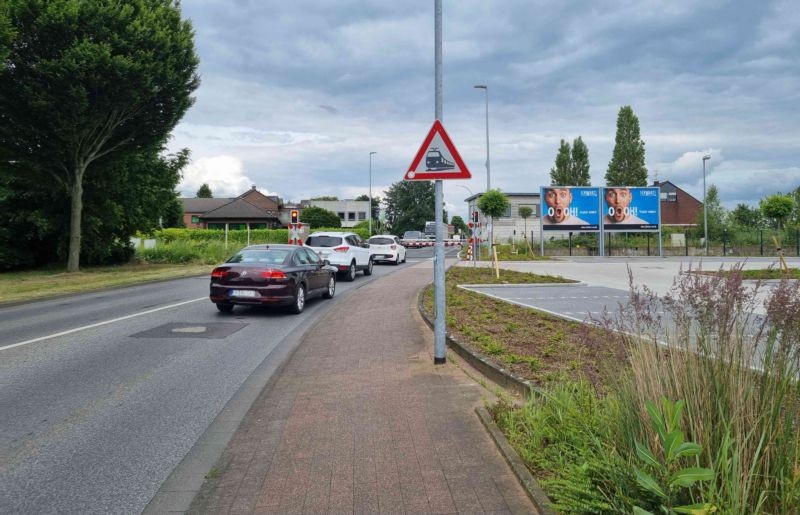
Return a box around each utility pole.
[369,151,376,235]
[433,0,445,365]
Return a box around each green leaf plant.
[633,398,716,515]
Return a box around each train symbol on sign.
[425,147,454,171]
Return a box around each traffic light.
[472,210,479,223]
[290,209,299,224]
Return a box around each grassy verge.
[470,244,549,261]
[0,263,212,305]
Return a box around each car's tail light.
[260,269,286,279]
[390,245,397,250]
[333,246,350,253]
[211,268,226,279]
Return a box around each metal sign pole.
[433,0,446,365]
[539,187,545,257]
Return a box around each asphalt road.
[459,284,631,323]
[0,247,453,514]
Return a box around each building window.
[667,193,677,202]
[208,223,225,230]
[502,206,512,218]
[348,212,356,221]
[357,212,366,221]
[519,204,538,217]
[191,215,200,223]
[337,212,345,220]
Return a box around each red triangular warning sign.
[405,120,471,181]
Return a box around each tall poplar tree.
[570,136,591,186]
[549,139,573,186]
[605,106,648,186]
[550,137,591,186]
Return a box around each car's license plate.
[230,289,257,298]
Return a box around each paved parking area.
[459,284,630,322]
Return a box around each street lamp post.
[369,151,377,235]
[473,84,491,256]
[702,155,711,256]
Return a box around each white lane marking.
[0,297,207,351]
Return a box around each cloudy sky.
[170,0,799,218]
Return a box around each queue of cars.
[209,232,410,314]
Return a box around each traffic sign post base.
[434,356,446,365]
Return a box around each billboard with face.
[602,187,660,231]
[541,187,601,231]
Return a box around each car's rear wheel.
[216,303,234,313]
[341,261,356,282]
[363,258,374,276]
[392,255,400,265]
[322,274,336,299]
[290,284,305,314]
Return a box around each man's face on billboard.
[545,188,572,223]
[606,188,632,222]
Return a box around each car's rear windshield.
[369,237,394,245]
[306,236,343,247]
[227,249,289,264]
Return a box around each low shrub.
[495,381,640,514]
[137,240,233,265]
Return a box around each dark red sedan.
[210,244,336,314]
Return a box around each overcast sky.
[169,0,799,218]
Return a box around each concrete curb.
[416,287,541,400]
[456,282,585,288]
[475,407,557,515]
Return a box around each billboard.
[540,187,601,231]
[601,187,660,231]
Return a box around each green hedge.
[150,227,370,244]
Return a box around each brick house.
[181,187,284,230]
[652,180,702,227]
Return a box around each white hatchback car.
[304,231,373,281]
[368,235,407,265]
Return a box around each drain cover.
[132,322,248,339]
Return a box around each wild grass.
[609,264,800,513]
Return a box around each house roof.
[181,198,231,213]
[201,198,280,220]
[651,180,700,203]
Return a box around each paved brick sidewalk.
[189,263,538,514]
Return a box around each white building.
[301,199,370,228]
[464,192,542,243]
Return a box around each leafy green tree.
[606,106,648,186]
[761,194,795,231]
[478,189,509,256]
[355,194,381,222]
[729,203,763,228]
[519,206,533,237]
[196,183,213,198]
[0,6,13,65]
[450,215,469,236]
[0,0,199,272]
[310,196,338,201]
[695,184,726,240]
[384,181,434,235]
[300,206,341,228]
